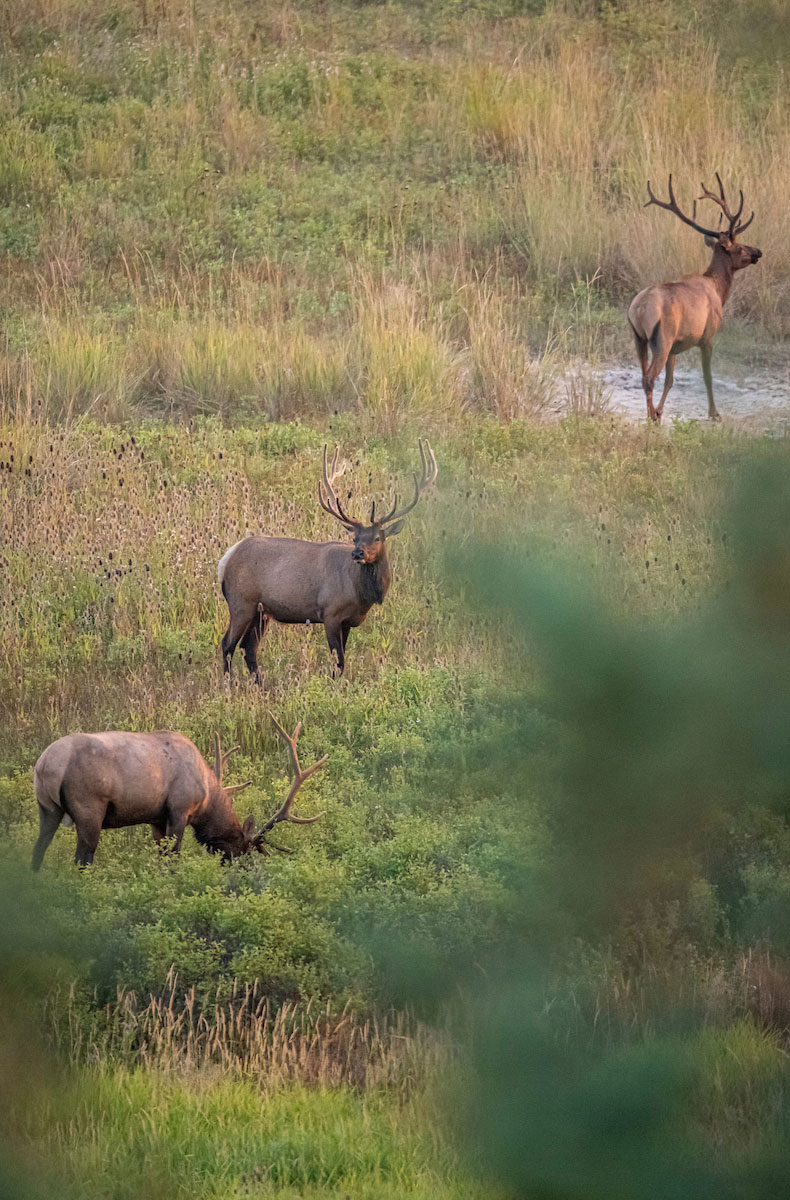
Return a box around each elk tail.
[217,540,243,586]
[34,749,74,825]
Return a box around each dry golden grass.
[50,971,447,1092]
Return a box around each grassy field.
[4,413,790,1197]
[2,415,730,1002]
[1,0,789,425]
[3,0,790,1196]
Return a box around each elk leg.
[240,615,267,682]
[341,620,352,654]
[644,339,672,424]
[632,327,656,421]
[151,822,167,847]
[165,816,187,853]
[655,353,676,420]
[325,621,345,676]
[31,804,64,871]
[74,815,103,867]
[221,607,255,675]
[700,342,720,422]
[221,623,242,674]
[632,328,649,378]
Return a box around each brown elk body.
[32,720,326,869]
[628,174,761,423]
[219,441,437,681]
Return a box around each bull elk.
[31,716,326,868]
[628,174,762,423]
[219,440,438,681]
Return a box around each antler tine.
[225,780,251,796]
[377,491,402,527]
[214,731,222,781]
[318,444,362,530]
[645,174,720,238]
[667,172,678,208]
[714,172,744,224]
[699,178,729,215]
[380,439,438,529]
[213,732,241,784]
[421,438,439,487]
[736,210,755,234]
[259,714,327,835]
[320,444,343,513]
[318,479,350,524]
[320,443,340,507]
[645,176,667,208]
[698,173,747,235]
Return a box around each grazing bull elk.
[628,174,761,423]
[219,440,438,680]
[32,716,326,868]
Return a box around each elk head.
[317,439,438,561]
[645,173,762,271]
[211,724,326,858]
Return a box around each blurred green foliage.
[383,452,790,1196]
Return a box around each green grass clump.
[46,1071,486,1200]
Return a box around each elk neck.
[356,552,391,607]
[703,242,735,305]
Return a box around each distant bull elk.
[628,173,762,423]
[219,440,438,681]
[32,716,326,868]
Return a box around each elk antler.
[214,732,240,784]
[256,715,327,849]
[645,175,721,238]
[697,172,754,236]
[318,445,362,530]
[379,439,439,529]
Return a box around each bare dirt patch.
[601,360,790,431]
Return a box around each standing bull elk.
[219,440,438,681]
[32,716,326,868]
[628,174,762,423]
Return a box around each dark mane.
[359,560,389,607]
[193,824,240,858]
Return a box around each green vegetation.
[4,415,790,1197]
[2,0,790,1196]
[0,416,737,1004]
[439,453,790,1197]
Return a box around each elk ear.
[384,518,406,537]
[703,233,718,248]
[242,814,255,838]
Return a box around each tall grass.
[49,972,446,1088]
[0,413,727,761]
